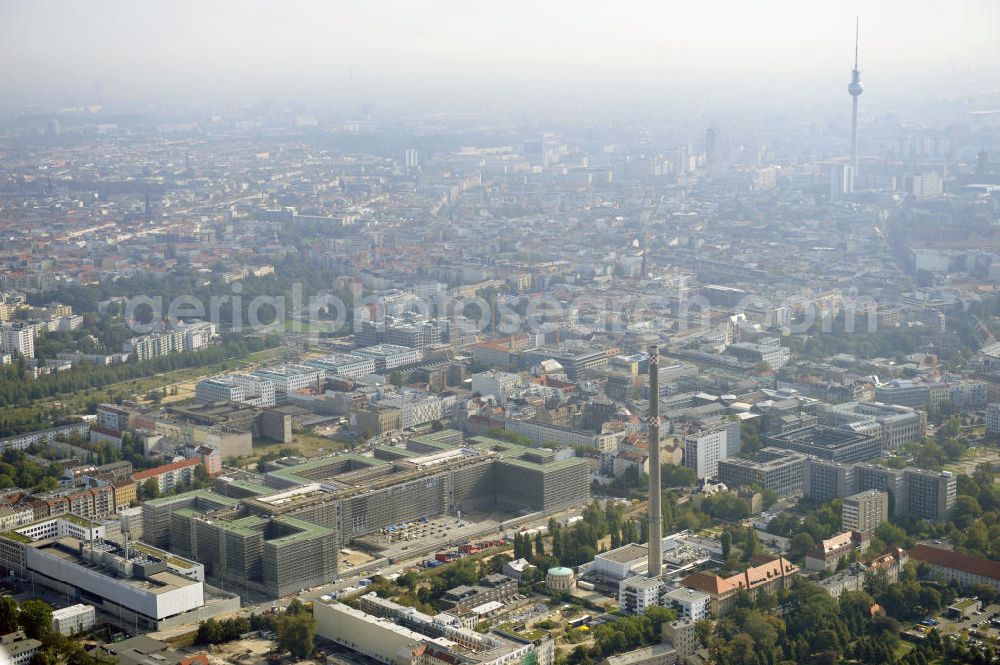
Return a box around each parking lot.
[919,602,1000,650]
[352,513,507,561]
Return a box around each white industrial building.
[592,543,649,582]
[195,373,276,407]
[683,428,729,479]
[51,603,96,636]
[352,344,423,371]
[252,364,323,394]
[305,353,378,380]
[663,587,710,621]
[379,390,456,429]
[470,370,521,404]
[619,575,663,615]
[0,532,234,632]
[1,633,41,665]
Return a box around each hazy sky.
[2,0,999,108]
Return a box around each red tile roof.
[682,556,799,596]
[910,544,1000,581]
[132,458,200,481]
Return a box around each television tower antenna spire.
[847,17,863,193]
[854,17,859,71]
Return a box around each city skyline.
[1,3,1000,665]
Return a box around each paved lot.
[925,602,1000,649]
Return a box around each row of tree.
[196,598,315,660]
[0,449,65,492]
[0,334,280,436]
[0,597,112,665]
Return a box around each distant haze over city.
[2,0,1000,114]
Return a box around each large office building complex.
[819,401,925,451]
[766,425,880,464]
[140,431,589,597]
[717,451,807,496]
[0,522,237,631]
[801,459,955,521]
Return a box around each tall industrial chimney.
[647,343,662,578]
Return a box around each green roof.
[13,513,95,532]
[172,508,203,519]
[265,516,333,546]
[144,489,238,508]
[215,516,265,537]
[220,479,272,496]
[130,542,196,569]
[60,513,95,527]
[498,456,588,473]
[374,445,420,458]
[0,531,31,544]
[267,452,386,483]
[468,436,523,454]
[469,435,588,471]
[409,429,463,450]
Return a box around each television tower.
[848,18,863,191]
[647,344,662,578]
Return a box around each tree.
[197,618,225,644]
[839,590,875,636]
[874,522,912,550]
[788,533,815,562]
[721,530,732,560]
[140,477,160,500]
[970,583,997,604]
[389,370,404,387]
[488,554,512,575]
[29,652,57,665]
[661,464,697,488]
[694,619,713,648]
[742,527,761,561]
[449,558,480,587]
[34,477,58,492]
[0,596,18,635]
[953,495,983,529]
[275,611,315,660]
[398,571,420,590]
[193,464,210,487]
[644,605,676,633]
[19,599,53,639]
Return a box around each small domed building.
[546,566,574,591]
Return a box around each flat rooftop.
[597,543,648,564]
[771,425,872,449]
[36,538,200,594]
